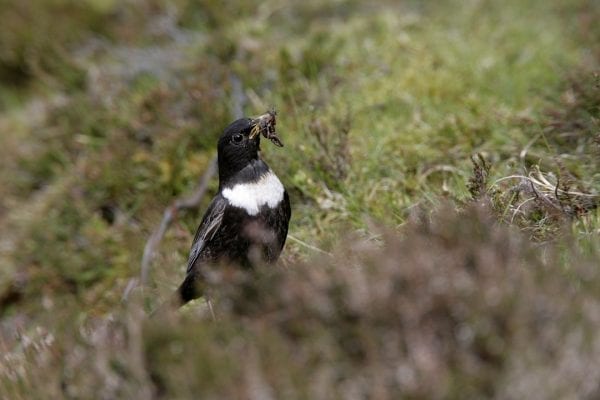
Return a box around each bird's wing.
[186,195,227,273]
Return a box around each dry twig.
[139,158,218,286]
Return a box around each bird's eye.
[232,134,244,143]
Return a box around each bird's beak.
[249,124,261,140]
[249,111,276,140]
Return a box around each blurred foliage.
[0,0,102,92]
[0,0,599,398]
[2,207,600,398]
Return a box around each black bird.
[176,114,291,305]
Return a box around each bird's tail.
[148,273,204,317]
[177,273,203,305]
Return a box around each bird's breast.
[222,171,285,216]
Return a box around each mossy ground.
[0,0,598,398]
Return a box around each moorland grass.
[0,0,598,398]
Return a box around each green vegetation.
[0,0,598,398]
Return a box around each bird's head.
[217,116,263,185]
